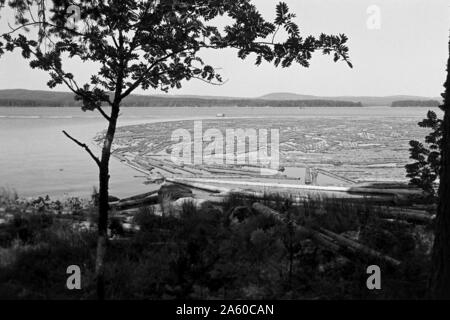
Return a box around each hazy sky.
[0,0,449,97]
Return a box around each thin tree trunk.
[95,103,120,300]
[431,35,450,299]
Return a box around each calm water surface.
[0,106,441,198]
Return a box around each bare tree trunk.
[95,103,120,300]
[431,35,450,299]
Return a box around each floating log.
[315,168,356,184]
[141,157,179,175]
[121,160,152,175]
[202,164,274,175]
[202,168,260,177]
[133,159,155,171]
[166,177,231,193]
[170,177,423,197]
[156,159,198,175]
[175,165,203,175]
[193,175,266,179]
[182,166,212,175]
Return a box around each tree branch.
[3,20,84,38]
[96,106,111,121]
[192,76,228,86]
[62,130,101,167]
[120,44,220,99]
[25,47,114,114]
[120,51,181,99]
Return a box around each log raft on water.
[314,168,357,184]
[198,164,284,178]
[137,157,179,175]
[156,160,197,176]
[132,158,155,171]
[200,168,263,177]
[120,159,152,175]
[165,177,231,193]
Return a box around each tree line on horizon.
[0,96,363,107]
[392,100,441,108]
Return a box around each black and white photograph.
[0,0,449,305]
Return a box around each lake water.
[0,106,441,199]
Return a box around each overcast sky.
[0,0,449,98]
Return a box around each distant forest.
[391,100,441,107]
[0,96,363,107]
[0,99,64,107]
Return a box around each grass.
[0,190,433,299]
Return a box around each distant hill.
[259,92,442,106]
[0,89,441,107]
[0,89,361,108]
[152,94,242,100]
[259,92,318,100]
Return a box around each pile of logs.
[166,178,434,225]
[169,177,424,197]
[251,202,402,267]
[106,181,435,268]
[110,190,159,210]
